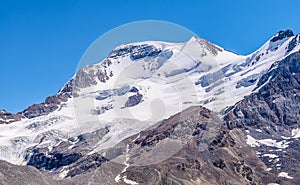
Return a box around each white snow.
[273,158,280,163]
[246,135,260,147]
[115,134,140,184]
[59,168,69,178]
[278,172,293,179]
[280,128,300,140]
[123,177,139,185]
[246,135,290,149]
[263,154,278,158]
[114,175,122,183]
[291,128,300,138]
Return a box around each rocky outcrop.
[0,110,22,124]
[225,51,300,131]
[224,51,300,183]
[108,44,162,60]
[91,104,113,115]
[22,92,71,119]
[287,34,300,53]
[125,93,143,107]
[270,30,294,43]
[26,148,82,170]
[65,153,108,178]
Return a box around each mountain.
[0,29,300,185]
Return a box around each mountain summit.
[0,30,300,185]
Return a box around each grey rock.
[26,148,82,170]
[0,110,22,124]
[108,44,161,60]
[91,104,113,115]
[125,93,143,107]
[224,51,300,182]
[270,29,294,42]
[287,34,300,53]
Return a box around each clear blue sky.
[1,0,300,113]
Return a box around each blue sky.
[1,0,300,113]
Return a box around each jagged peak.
[270,29,294,43]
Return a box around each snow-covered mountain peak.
[2,31,300,168]
[242,30,300,70]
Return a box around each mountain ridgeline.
[0,29,300,185]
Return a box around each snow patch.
[246,135,260,147]
[123,176,139,185]
[291,128,300,138]
[59,168,69,178]
[255,129,262,133]
[263,154,278,158]
[278,172,293,179]
[246,135,290,149]
[115,134,141,184]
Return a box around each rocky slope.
[0,110,22,124]
[224,50,300,184]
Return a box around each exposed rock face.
[270,30,294,42]
[25,126,110,178]
[0,110,22,124]
[65,153,108,178]
[26,149,82,170]
[125,93,143,107]
[224,51,300,183]
[129,86,139,93]
[225,51,300,131]
[22,92,71,119]
[287,34,300,53]
[108,44,162,60]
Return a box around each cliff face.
[225,51,300,130]
[224,51,300,184]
